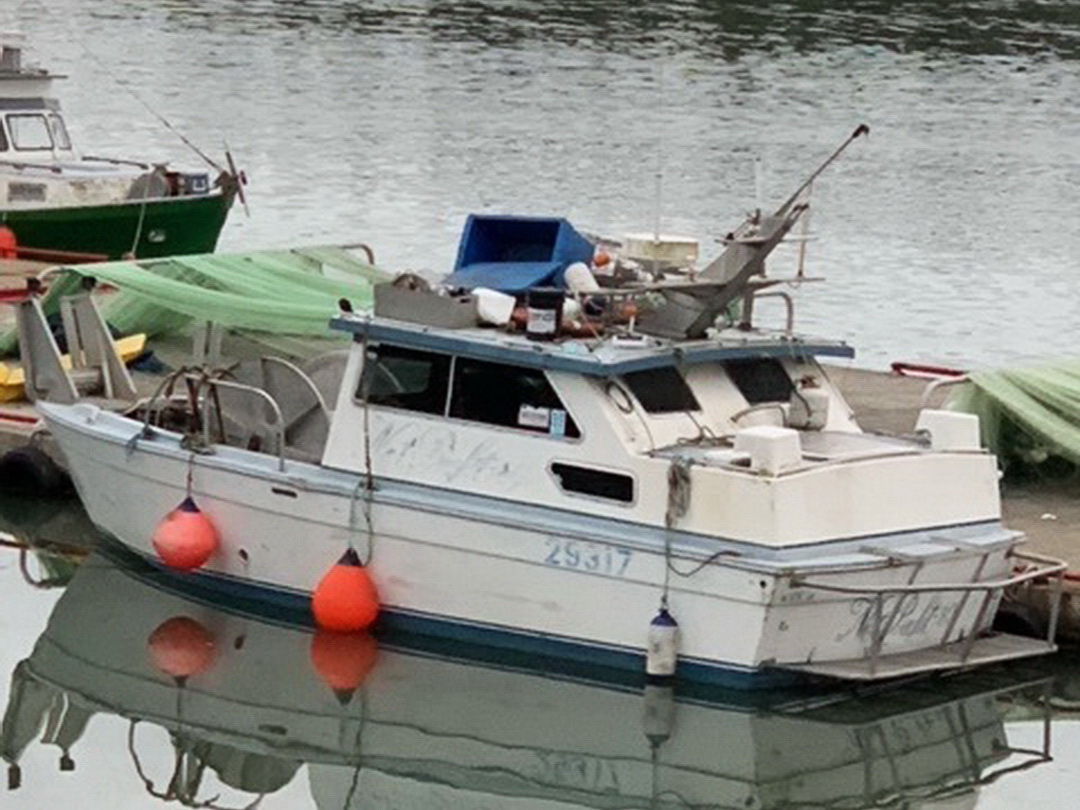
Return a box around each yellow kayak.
[0,333,147,403]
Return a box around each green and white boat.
[0,32,239,263]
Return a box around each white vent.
[734,425,802,475]
[915,409,981,452]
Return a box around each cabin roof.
[329,315,854,376]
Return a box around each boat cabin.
[0,34,75,163]
[0,32,212,212]
[320,306,992,552]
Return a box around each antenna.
[753,155,765,218]
[652,63,666,245]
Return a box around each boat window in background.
[623,367,701,413]
[48,114,70,149]
[449,356,581,438]
[360,344,451,415]
[0,122,6,152]
[724,358,795,404]
[7,114,53,150]
[8,181,46,203]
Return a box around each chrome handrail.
[921,375,971,408]
[134,369,288,471]
[196,377,286,471]
[789,551,1065,595]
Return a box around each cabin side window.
[0,122,7,152]
[7,114,53,150]
[551,463,634,503]
[357,344,451,415]
[622,367,700,413]
[450,357,581,438]
[723,358,794,404]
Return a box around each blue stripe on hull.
[97,537,801,692]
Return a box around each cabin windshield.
[723,358,795,404]
[7,113,52,150]
[622,367,700,413]
[613,356,817,442]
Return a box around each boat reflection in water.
[0,554,1056,809]
[0,494,95,590]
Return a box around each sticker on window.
[518,404,551,430]
[550,409,567,437]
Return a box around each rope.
[661,457,692,609]
[128,170,156,257]
[664,458,691,529]
[344,318,376,564]
[185,451,195,499]
[666,548,739,579]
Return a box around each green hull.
[1,192,234,261]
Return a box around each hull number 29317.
[543,538,632,576]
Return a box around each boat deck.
[828,364,1080,567]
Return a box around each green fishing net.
[950,361,1080,474]
[0,245,391,358]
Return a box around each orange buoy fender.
[148,616,217,684]
[310,630,379,704]
[152,496,218,571]
[0,227,16,260]
[311,548,380,632]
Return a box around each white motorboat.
[0,555,1055,808]
[35,126,1065,687]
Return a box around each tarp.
[0,245,392,357]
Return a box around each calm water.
[0,493,1079,809]
[7,0,1080,368]
[3,2,1080,806]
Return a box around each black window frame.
[723,358,795,405]
[449,355,581,439]
[0,121,7,152]
[356,343,452,416]
[550,462,634,503]
[356,345,581,440]
[621,366,701,414]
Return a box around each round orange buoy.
[152,496,218,571]
[310,630,379,704]
[311,548,380,632]
[148,616,217,684]
[0,227,16,260]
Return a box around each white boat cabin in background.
[35,126,1065,687]
[0,32,238,261]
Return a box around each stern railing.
[789,550,1065,675]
